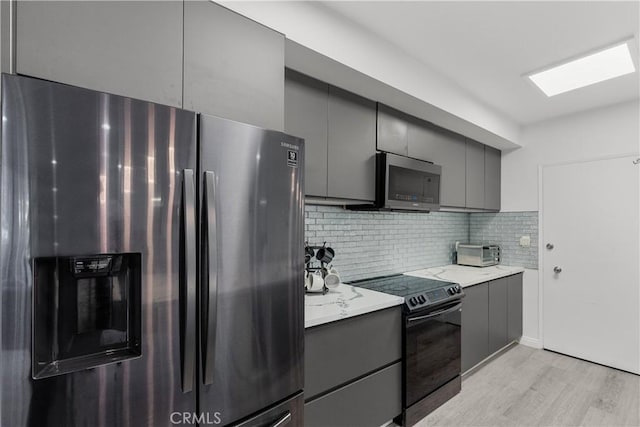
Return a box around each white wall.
[502,100,640,348]
[502,99,639,212]
[218,1,520,146]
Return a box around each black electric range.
[350,274,462,313]
[350,274,464,427]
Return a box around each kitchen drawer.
[305,307,401,400]
[234,392,303,427]
[304,362,402,427]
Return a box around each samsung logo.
[280,142,299,150]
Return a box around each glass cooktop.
[350,274,463,312]
[349,274,454,297]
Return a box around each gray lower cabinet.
[285,71,376,201]
[305,307,402,426]
[462,273,524,374]
[16,1,184,107]
[184,1,284,131]
[507,273,524,342]
[284,70,329,197]
[408,120,467,207]
[304,363,402,427]
[484,146,501,210]
[327,86,377,201]
[461,282,489,373]
[465,140,485,209]
[488,277,509,354]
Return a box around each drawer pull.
[270,411,291,427]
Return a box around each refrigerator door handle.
[202,170,218,385]
[181,169,197,393]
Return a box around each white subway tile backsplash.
[469,212,538,269]
[304,206,469,282]
[304,206,539,281]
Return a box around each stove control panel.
[447,285,462,295]
[407,284,462,308]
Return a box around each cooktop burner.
[350,274,463,312]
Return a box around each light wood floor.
[418,344,640,427]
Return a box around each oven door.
[404,300,462,407]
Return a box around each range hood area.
[348,152,442,213]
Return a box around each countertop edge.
[459,266,525,288]
[304,265,526,328]
[405,264,526,288]
[304,298,403,329]
[304,285,404,329]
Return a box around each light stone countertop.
[404,264,525,287]
[304,284,404,329]
[304,264,524,328]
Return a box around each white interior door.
[542,155,639,374]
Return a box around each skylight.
[528,41,636,97]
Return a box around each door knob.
[553,266,562,274]
[546,243,554,250]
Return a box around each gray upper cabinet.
[327,86,376,201]
[376,104,500,210]
[284,73,376,202]
[284,70,329,198]
[465,140,485,209]
[408,121,467,207]
[184,1,284,131]
[484,146,501,211]
[16,1,183,107]
[377,104,408,156]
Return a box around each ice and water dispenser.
[32,253,142,379]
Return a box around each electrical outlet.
[519,235,531,247]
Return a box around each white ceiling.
[320,1,640,125]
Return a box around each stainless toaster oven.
[456,244,500,267]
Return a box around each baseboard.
[518,336,543,349]
[463,341,518,378]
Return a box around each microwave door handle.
[202,171,218,385]
[180,169,197,392]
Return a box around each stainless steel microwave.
[350,152,442,212]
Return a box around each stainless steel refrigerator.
[0,73,304,426]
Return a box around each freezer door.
[198,115,304,425]
[0,74,197,426]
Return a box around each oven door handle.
[407,302,462,323]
